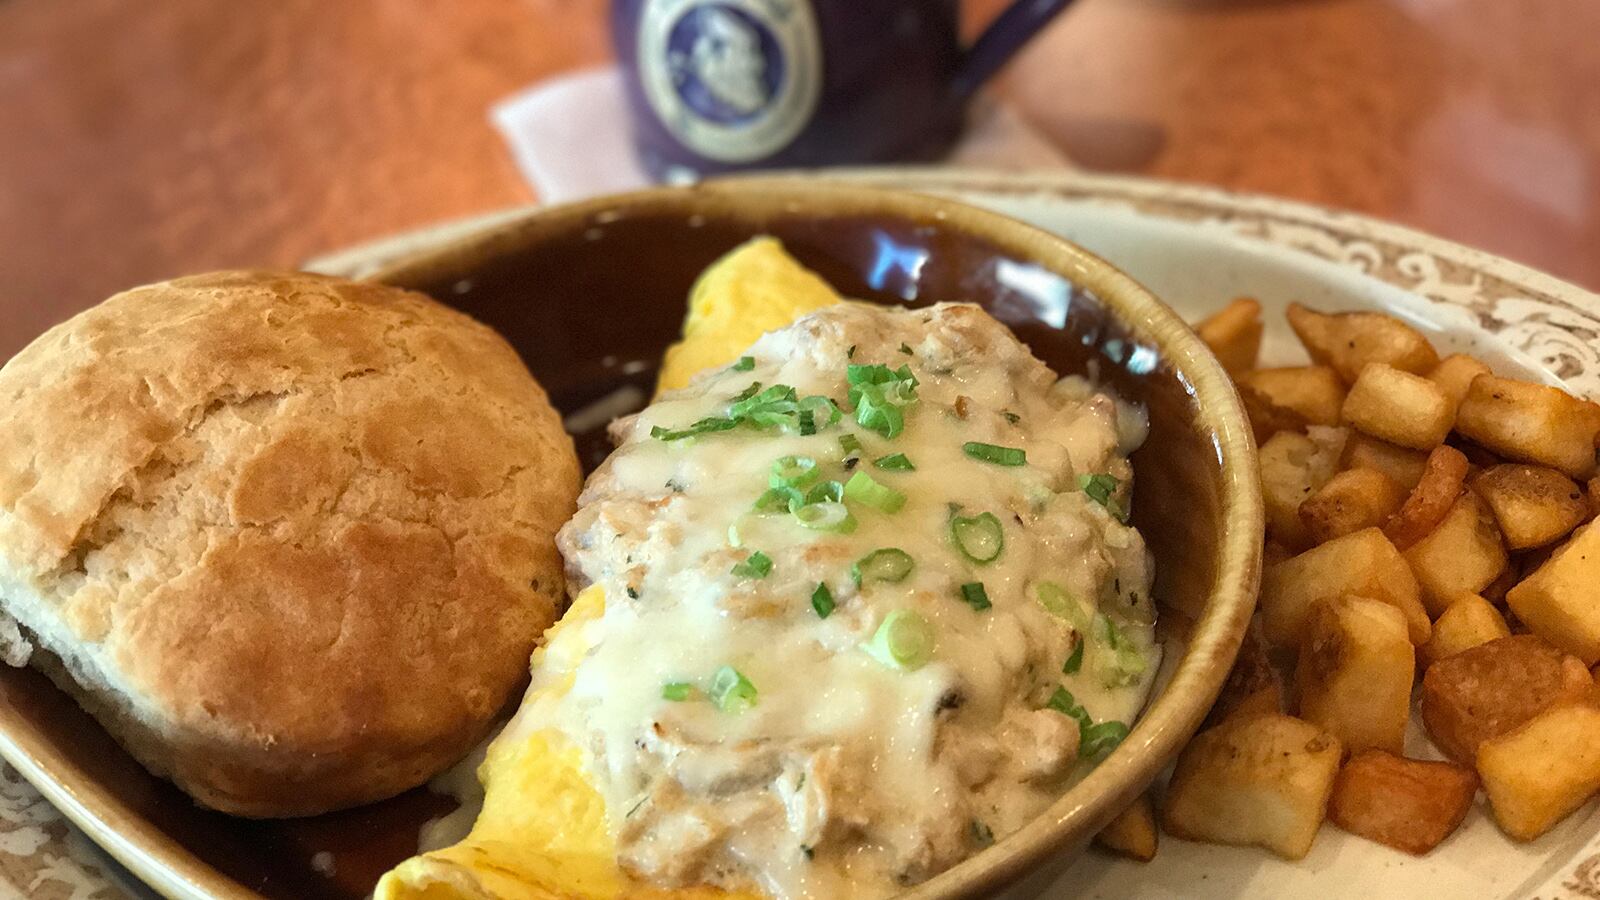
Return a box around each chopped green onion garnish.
[1062,636,1085,674]
[811,583,835,619]
[1096,615,1149,686]
[755,485,803,512]
[771,455,820,489]
[732,381,763,402]
[651,416,739,441]
[865,610,935,671]
[899,343,913,356]
[963,442,1027,466]
[798,409,816,435]
[838,433,862,456]
[708,665,757,712]
[1045,686,1093,730]
[1080,721,1130,760]
[1078,473,1128,521]
[847,344,857,359]
[846,363,918,439]
[854,391,905,439]
[731,550,772,579]
[950,512,1004,564]
[873,452,915,471]
[1001,410,1021,425]
[1036,581,1089,629]
[794,501,857,533]
[805,480,844,505]
[844,471,907,513]
[852,548,914,585]
[662,682,695,701]
[959,582,992,612]
[732,356,755,371]
[800,395,842,429]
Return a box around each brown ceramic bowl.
[0,179,1261,899]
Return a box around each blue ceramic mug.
[613,0,1074,181]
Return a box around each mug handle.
[951,0,1078,99]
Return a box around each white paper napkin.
[491,67,1074,206]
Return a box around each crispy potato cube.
[1286,303,1440,384]
[1341,432,1429,491]
[1472,463,1587,550]
[1296,595,1415,754]
[1427,354,1493,413]
[1206,626,1284,728]
[1161,713,1343,860]
[1478,703,1600,841]
[1299,467,1406,545]
[1588,475,1600,519]
[1341,364,1454,450]
[1239,367,1345,428]
[1403,489,1508,617]
[1259,431,1335,551]
[1382,445,1470,550]
[1328,750,1478,855]
[1421,593,1512,666]
[1455,374,1600,478]
[1240,386,1312,443]
[1261,528,1430,647]
[1420,634,1595,764]
[1506,517,1600,663]
[1096,793,1159,861]
[1196,297,1263,376]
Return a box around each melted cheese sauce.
[531,303,1159,899]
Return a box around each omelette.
[378,240,1160,899]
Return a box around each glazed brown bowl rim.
[368,177,1264,899]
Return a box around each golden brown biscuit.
[0,271,580,817]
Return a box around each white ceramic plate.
[11,170,1600,899]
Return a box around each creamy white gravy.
[534,303,1159,899]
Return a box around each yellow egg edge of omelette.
[654,236,842,395]
[375,585,758,900]
[377,241,842,899]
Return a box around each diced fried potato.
[1455,374,1600,478]
[1264,539,1292,569]
[1161,714,1343,860]
[1261,528,1430,647]
[1341,364,1454,450]
[1477,703,1600,841]
[1286,303,1440,384]
[1240,385,1312,443]
[1341,433,1429,491]
[1196,297,1263,377]
[1226,686,1286,724]
[1506,517,1600,664]
[1259,431,1334,551]
[1588,475,1600,520]
[1296,595,1415,754]
[1472,463,1587,550]
[1206,626,1284,729]
[1427,354,1492,413]
[1239,367,1345,430]
[1299,467,1406,545]
[1382,445,1469,550]
[1419,634,1595,764]
[1403,489,1508,617]
[1421,593,1512,666]
[1096,793,1159,861]
[1328,750,1478,855]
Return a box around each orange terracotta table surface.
[1,0,1598,363]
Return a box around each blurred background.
[1,0,1597,361]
